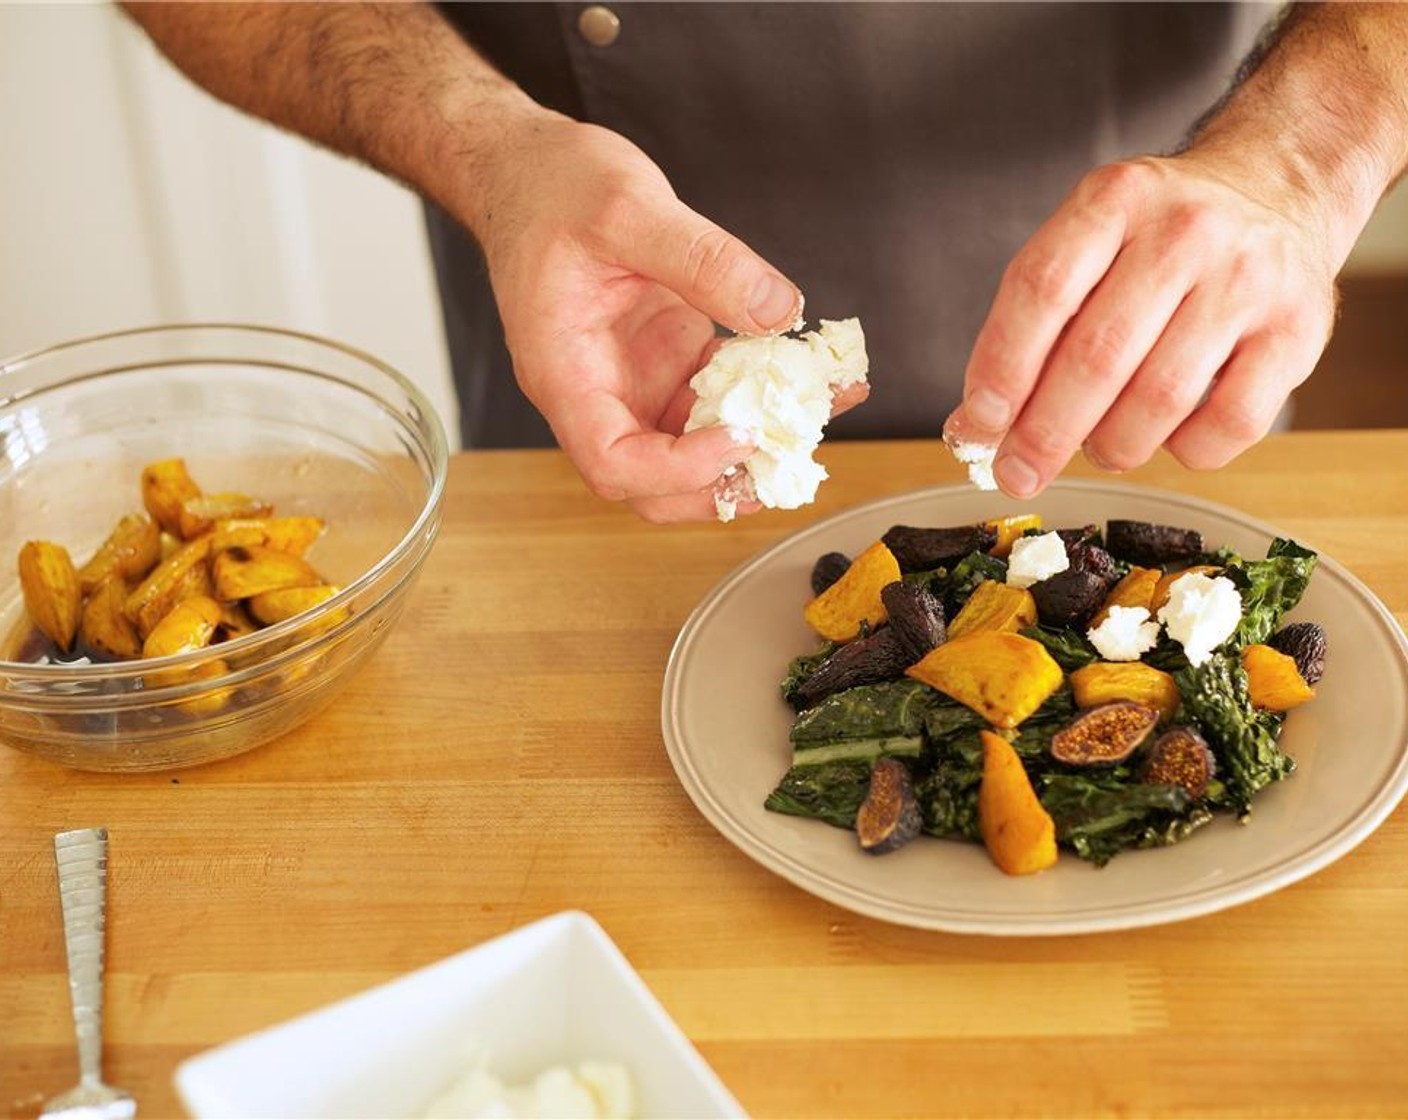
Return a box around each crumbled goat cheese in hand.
[1006,531,1070,590]
[684,318,869,522]
[947,439,998,491]
[1087,605,1162,662]
[1157,571,1243,666]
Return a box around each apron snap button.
[577,5,621,47]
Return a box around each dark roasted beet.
[856,757,923,854]
[881,524,998,572]
[790,628,912,708]
[1055,524,1103,549]
[1051,701,1160,765]
[1106,519,1204,566]
[1140,726,1217,800]
[1030,541,1120,628]
[810,551,853,597]
[880,580,946,662]
[1269,621,1328,685]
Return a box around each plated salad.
[767,515,1326,874]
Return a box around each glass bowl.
[0,324,447,771]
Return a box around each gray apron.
[429,2,1271,449]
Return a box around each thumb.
[627,199,803,335]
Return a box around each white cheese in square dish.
[684,318,868,521]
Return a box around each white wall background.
[1,2,1405,451]
[0,3,459,447]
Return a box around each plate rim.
[661,478,1408,936]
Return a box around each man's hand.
[122,3,868,523]
[945,153,1338,498]
[462,112,806,522]
[947,4,1408,499]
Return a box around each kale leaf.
[917,732,984,841]
[789,679,935,747]
[1227,537,1318,648]
[1040,773,1202,867]
[765,760,872,830]
[1175,651,1294,811]
[781,642,839,706]
[1020,625,1099,671]
[934,551,1008,616]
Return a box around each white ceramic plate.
[175,911,746,1119]
[661,480,1408,936]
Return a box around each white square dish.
[174,911,745,1119]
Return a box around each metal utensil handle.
[54,827,110,1086]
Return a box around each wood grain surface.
[3,433,1407,1119]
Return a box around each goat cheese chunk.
[1087,605,1162,662]
[1157,571,1243,667]
[684,318,868,521]
[1006,531,1070,590]
[948,439,998,491]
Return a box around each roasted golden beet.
[803,541,900,642]
[1069,661,1180,724]
[907,631,1063,729]
[124,536,215,638]
[18,540,81,653]
[1140,726,1217,800]
[1242,643,1316,711]
[985,514,1043,559]
[1050,701,1159,765]
[141,457,202,536]
[978,730,1057,875]
[1089,565,1160,629]
[946,579,1037,639]
[211,516,326,557]
[212,545,323,601]
[247,584,341,627]
[177,492,275,540]
[142,595,223,659]
[78,576,142,661]
[76,513,161,594]
[856,757,923,854]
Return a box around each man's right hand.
[456,110,811,522]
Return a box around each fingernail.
[965,387,1011,431]
[996,453,1040,499]
[748,275,799,331]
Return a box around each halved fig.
[856,757,922,854]
[810,551,852,597]
[1140,726,1217,800]
[1269,621,1328,686]
[1050,701,1159,766]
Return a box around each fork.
[41,828,136,1120]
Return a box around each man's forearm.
[121,2,544,234]
[1187,3,1408,267]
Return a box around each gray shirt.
[430,2,1271,449]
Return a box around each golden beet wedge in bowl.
[0,325,447,771]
